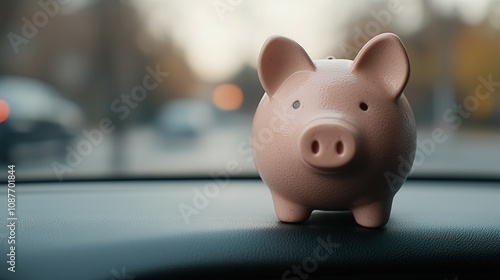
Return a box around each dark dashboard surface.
[1,179,500,279]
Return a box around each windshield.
[0,0,499,181]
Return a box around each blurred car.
[0,76,84,163]
[155,99,215,139]
[1,1,500,280]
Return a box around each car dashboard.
[1,178,499,280]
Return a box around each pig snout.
[299,119,358,171]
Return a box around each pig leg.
[351,198,393,228]
[271,193,312,223]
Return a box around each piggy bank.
[252,33,416,228]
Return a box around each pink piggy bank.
[252,33,416,228]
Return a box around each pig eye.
[359,102,368,111]
[292,100,300,109]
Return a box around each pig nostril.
[312,140,320,154]
[336,141,344,155]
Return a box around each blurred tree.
[0,0,202,174]
[454,23,500,126]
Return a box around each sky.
[126,0,498,82]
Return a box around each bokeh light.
[0,100,10,123]
[212,84,244,111]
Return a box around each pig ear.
[352,33,410,100]
[258,36,316,96]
